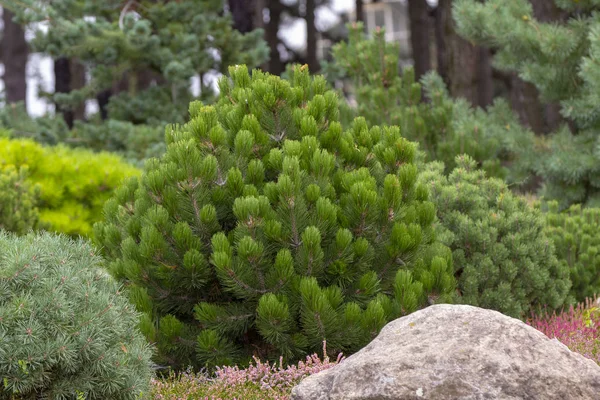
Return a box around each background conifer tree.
[454,0,600,207]
[2,0,269,158]
[324,23,534,181]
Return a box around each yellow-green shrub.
[0,138,139,236]
[0,165,40,234]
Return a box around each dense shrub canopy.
[95,65,457,369]
[544,201,600,301]
[0,232,154,399]
[0,166,40,234]
[0,138,140,236]
[419,155,572,318]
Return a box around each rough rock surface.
[291,304,600,400]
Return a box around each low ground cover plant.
[528,297,600,364]
[150,342,342,400]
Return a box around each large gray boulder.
[291,304,600,400]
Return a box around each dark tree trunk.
[71,59,86,121]
[1,9,28,107]
[97,90,111,120]
[506,0,567,133]
[54,57,73,128]
[433,1,447,84]
[228,0,256,33]
[407,0,432,80]
[436,0,492,108]
[509,76,546,133]
[477,46,493,107]
[265,0,284,75]
[305,0,318,72]
[254,0,266,30]
[355,0,364,23]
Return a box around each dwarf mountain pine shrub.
[0,138,140,236]
[419,155,572,318]
[0,232,154,399]
[0,166,40,235]
[95,65,457,370]
[544,201,600,301]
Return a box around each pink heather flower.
[151,341,344,400]
[527,297,600,364]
